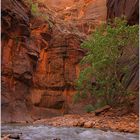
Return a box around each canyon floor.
[33,107,139,134]
[2,108,139,140]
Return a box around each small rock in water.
[53,138,61,140]
[2,134,10,140]
[9,133,22,139]
[2,133,21,140]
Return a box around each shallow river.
[2,124,139,140]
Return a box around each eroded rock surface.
[2,0,107,122]
[107,0,139,25]
[2,0,33,122]
[107,0,139,114]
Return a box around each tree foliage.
[75,18,139,108]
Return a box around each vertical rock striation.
[107,0,139,25]
[2,0,33,122]
[2,0,107,122]
[107,0,139,114]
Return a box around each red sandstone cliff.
[1,0,106,122]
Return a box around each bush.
[75,18,138,108]
[26,0,54,27]
[85,104,95,113]
[31,3,39,16]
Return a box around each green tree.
[75,18,138,109]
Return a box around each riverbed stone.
[84,121,93,128]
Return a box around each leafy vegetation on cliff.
[26,0,53,27]
[74,18,139,111]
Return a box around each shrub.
[85,104,95,113]
[31,3,39,16]
[75,17,139,108]
[26,0,54,27]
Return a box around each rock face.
[107,0,139,114]
[2,0,33,122]
[1,0,138,123]
[107,0,139,25]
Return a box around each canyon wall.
[1,0,106,122]
[2,0,33,122]
[107,0,139,25]
[107,0,139,114]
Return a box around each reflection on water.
[1,124,139,140]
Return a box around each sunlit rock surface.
[2,0,107,122]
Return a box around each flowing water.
[1,124,139,140]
